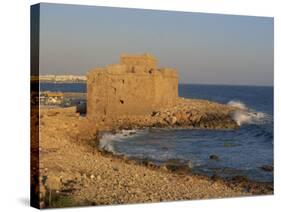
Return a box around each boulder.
[260,165,273,172]
[165,116,177,125]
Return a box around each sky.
[38,3,273,86]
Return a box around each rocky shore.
[34,98,273,208]
[100,98,239,131]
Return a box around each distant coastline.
[34,76,272,87]
[31,75,86,83]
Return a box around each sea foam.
[227,100,248,110]
[98,129,142,153]
[227,100,271,126]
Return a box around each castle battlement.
[120,53,158,71]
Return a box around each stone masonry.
[87,54,178,119]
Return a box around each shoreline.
[36,80,273,88]
[35,98,273,208]
[98,144,273,194]
[97,128,273,184]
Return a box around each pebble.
[112,166,119,171]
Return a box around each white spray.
[227,100,270,126]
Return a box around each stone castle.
[87,54,178,119]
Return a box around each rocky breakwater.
[152,98,238,129]
[104,97,239,130]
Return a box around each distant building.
[33,75,86,82]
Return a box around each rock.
[90,174,94,179]
[260,165,273,172]
[151,111,160,117]
[211,174,220,181]
[209,155,219,160]
[161,165,169,172]
[232,175,248,182]
[185,111,192,119]
[112,166,119,171]
[128,131,136,135]
[173,111,183,122]
[45,176,61,190]
[164,164,191,174]
[165,116,177,125]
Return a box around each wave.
[227,100,272,126]
[98,133,118,153]
[98,129,145,153]
[227,100,248,110]
[98,129,202,168]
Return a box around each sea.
[40,83,274,182]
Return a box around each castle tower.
[87,54,178,119]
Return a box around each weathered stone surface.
[87,54,178,119]
[120,53,157,70]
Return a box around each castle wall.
[87,54,178,119]
[154,69,179,105]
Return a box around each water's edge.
[96,128,273,195]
